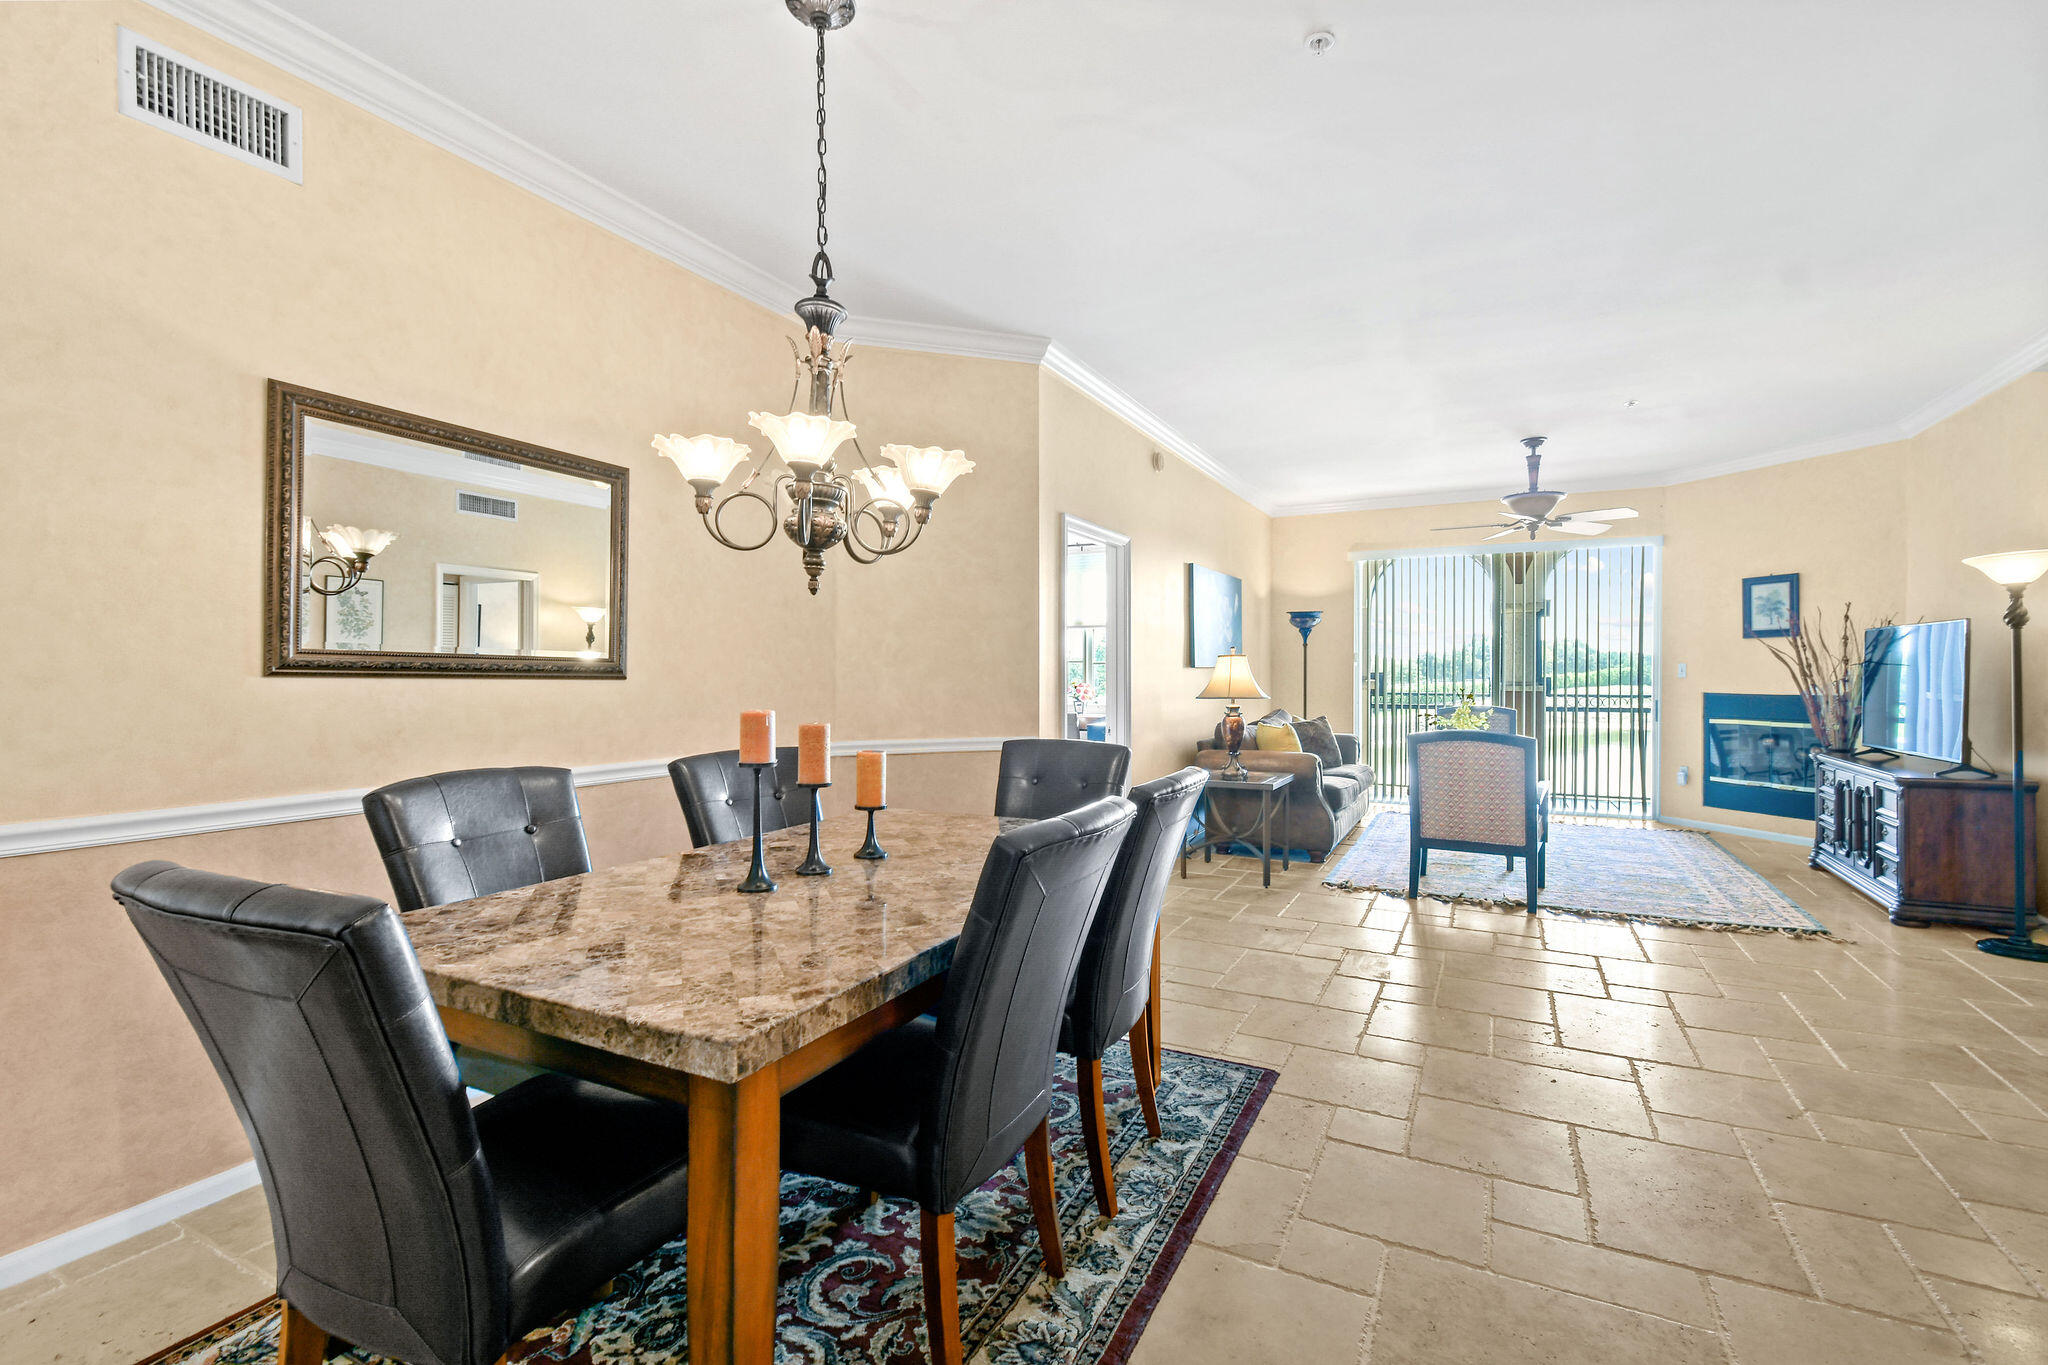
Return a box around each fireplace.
[1702,692,1819,819]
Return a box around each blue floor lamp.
[1287,611,1324,715]
[1962,549,2048,962]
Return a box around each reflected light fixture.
[653,0,972,595]
[575,605,607,654]
[301,517,396,596]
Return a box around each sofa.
[1195,709,1374,860]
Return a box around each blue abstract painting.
[1187,563,1244,667]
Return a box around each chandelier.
[654,0,973,595]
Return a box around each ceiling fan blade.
[1432,522,1516,531]
[1564,507,1638,522]
[1555,521,1610,536]
[1481,526,1523,541]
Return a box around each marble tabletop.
[401,811,1020,1083]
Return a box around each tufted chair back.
[114,862,508,1365]
[667,747,811,848]
[992,738,1132,820]
[362,767,591,912]
[920,795,1134,1208]
[1063,766,1206,1060]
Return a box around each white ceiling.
[166,0,2048,512]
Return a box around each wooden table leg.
[688,1067,781,1365]
[1147,922,1164,1080]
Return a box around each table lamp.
[1962,549,2048,961]
[1198,650,1268,781]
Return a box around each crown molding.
[136,2,2048,527]
[1040,343,1271,513]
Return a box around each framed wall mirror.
[265,381,628,676]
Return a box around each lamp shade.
[748,410,856,480]
[652,433,751,489]
[1197,651,1269,702]
[882,444,974,501]
[1963,550,2048,588]
[575,606,607,624]
[319,525,396,559]
[848,462,913,511]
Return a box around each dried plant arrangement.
[1756,604,1895,751]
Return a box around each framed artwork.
[323,576,385,650]
[1186,563,1244,667]
[1741,573,1798,639]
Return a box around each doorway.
[1061,516,1132,748]
[436,563,540,655]
[1355,540,1661,819]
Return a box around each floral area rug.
[140,1048,1273,1365]
[1325,811,1835,937]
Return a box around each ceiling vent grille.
[117,28,303,183]
[457,491,519,521]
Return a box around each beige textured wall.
[1037,374,1273,785]
[1271,375,2048,845]
[0,1,1064,1255]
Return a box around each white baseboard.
[1659,815,1810,847]
[0,739,1009,858]
[0,1162,260,1290]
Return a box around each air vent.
[465,453,524,470]
[118,28,303,183]
[457,491,519,521]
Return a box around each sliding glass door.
[1355,541,1660,819]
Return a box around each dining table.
[400,809,1165,1365]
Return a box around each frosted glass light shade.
[1197,651,1269,702]
[320,525,396,559]
[747,410,856,480]
[1963,550,2048,587]
[575,606,608,624]
[652,433,751,489]
[883,444,974,500]
[848,462,913,510]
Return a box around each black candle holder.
[796,783,833,876]
[737,762,777,894]
[855,803,888,860]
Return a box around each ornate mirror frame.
[264,380,629,677]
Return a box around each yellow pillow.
[1254,719,1302,752]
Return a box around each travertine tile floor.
[8,828,2047,1364]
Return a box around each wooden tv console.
[1811,751,2039,929]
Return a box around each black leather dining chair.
[992,737,1132,820]
[112,862,690,1365]
[1060,766,1206,1217]
[780,796,1136,1365]
[667,747,812,848]
[361,767,591,912]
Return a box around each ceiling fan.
[1433,437,1640,541]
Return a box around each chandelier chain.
[814,26,829,255]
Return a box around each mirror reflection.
[296,418,614,658]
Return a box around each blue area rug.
[1324,811,1834,937]
[143,1048,1274,1365]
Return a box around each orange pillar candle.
[740,710,775,765]
[856,750,886,808]
[798,723,831,785]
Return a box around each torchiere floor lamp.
[1962,549,2048,962]
[1287,611,1323,715]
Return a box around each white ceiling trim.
[140,0,2047,525]
[308,423,612,507]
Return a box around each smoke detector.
[1304,30,1336,55]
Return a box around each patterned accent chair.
[1432,704,1519,734]
[1406,730,1549,913]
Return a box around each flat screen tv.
[1859,619,1970,763]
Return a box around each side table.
[1181,770,1294,888]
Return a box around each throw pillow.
[1293,715,1343,768]
[1255,719,1303,752]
